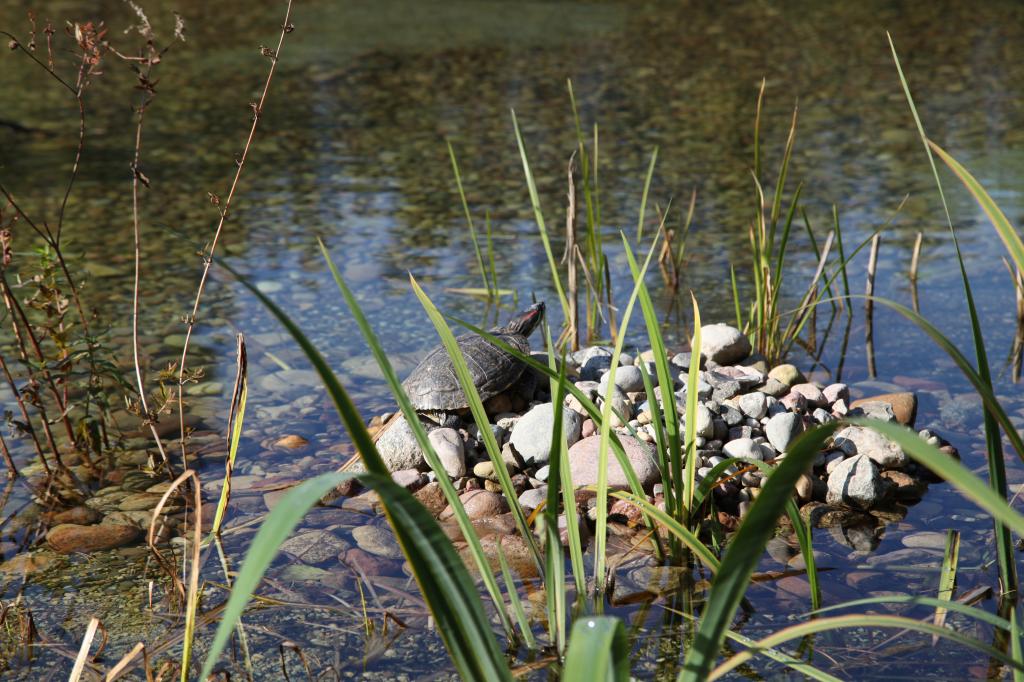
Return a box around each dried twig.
[175,0,295,466]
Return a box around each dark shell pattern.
[401,303,544,411]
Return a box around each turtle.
[401,300,545,427]
[335,302,545,477]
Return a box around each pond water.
[1,0,1024,678]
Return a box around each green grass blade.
[709,613,1024,680]
[683,294,702,520]
[545,324,586,600]
[485,210,498,294]
[813,595,1012,630]
[447,140,490,295]
[609,491,720,571]
[211,348,247,536]
[927,141,1024,273]
[544,347,571,651]
[934,530,960,636]
[200,473,511,681]
[771,181,803,294]
[621,240,682,528]
[679,422,840,682]
[789,496,820,611]
[768,104,799,235]
[511,109,570,324]
[1012,609,1024,682]
[497,543,537,650]
[563,616,630,682]
[729,264,743,330]
[832,205,851,305]
[594,232,661,595]
[859,296,1024,462]
[318,239,515,636]
[753,78,765,182]
[636,147,659,241]
[890,33,1019,601]
[411,275,544,574]
[638,359,674,520]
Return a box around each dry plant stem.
[175,0,294,467]
[128,54,171,473]
[68,617,100,682]
[0,352,49,476]
[563,153,579,351]
[147,470,202,668]
[865,233,880,378]
[909,231,923,280]
[0,431,17,478]
[55,53,91,245]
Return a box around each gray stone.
[578,348,613,381]
[790,383,826,407]
[391,469,427,490]
[765,412,804,453]
[690,403,714,439]
[833,426,908,468]
[352,525,404,559]
[760,378,790,398]
[601,387,634,428]
[823,451,846,473]
[738,392,768,420]
[376,416,426,471]
[599,365,645,394]
[698,324,751,364]
[768,364,805,387]
[723,437,763,461]
[428,427,466,478]
[280,529,350,564]
[510,402,584,465]
[812,408,835,424]
[900,531,949,551]
[670,352,696,371]
[518,487,548,510]
[822,383,849,404]
[567,435,660,491]
[849,402,897,423]
[826,454,883,509]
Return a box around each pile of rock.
[373,322,956,529]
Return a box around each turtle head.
[505,301,544,337]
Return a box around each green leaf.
[511,109,570,324]
[563,616,630,682]
[926,141,1024,275]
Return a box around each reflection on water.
[1,0,1024,677]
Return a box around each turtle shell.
[402,331,531,411]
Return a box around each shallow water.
[1,0,1023,678]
